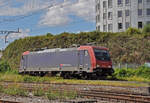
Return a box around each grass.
[3,87,28,96]
[118,76,150,82]
[46,89,77,100]
[114,66,150,83]
[0,84,28,96]
[0,84,77,99]
[0,68,150,98]
[0,66,150,87]
[0,71,149,87]
[33,88,45,96]
[0,85,3,92]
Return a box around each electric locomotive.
[19,46,113,79]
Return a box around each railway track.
[0,100,20,103]
[0,81,150,103]
[80,90,150,103]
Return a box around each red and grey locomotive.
[20,46,113,79]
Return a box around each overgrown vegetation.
[0,60,11,72]
[46,89,77,100]
[0,84,77,99]
[0,84,28,96]
[1,28,150,69]
[143,24,150,33]
[33,88,45,96]
[0,69,149,87]
[3,87,28,96]
[126,27,142,35]
[114,66,150,82]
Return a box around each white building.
[96,0,150,32]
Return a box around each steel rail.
[80,91,150,103]
[0,100,21,103]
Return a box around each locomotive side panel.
[54,50,79,71]
[20,50,91,73]
[78,50,91,72]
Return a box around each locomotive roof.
[79,45,109,50]
[29,48,78,54]
[23,46,109,56]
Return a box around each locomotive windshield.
[94,49,110,61]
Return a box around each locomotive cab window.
[94,49,110,61]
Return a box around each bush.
[143,24,150,33]
[114,66,150,80]
[114,68,135,78]
[136,66,150,79]
[0,60,11,72]
[23,75,37,82]
[126,27,141,35]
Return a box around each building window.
[125,22,130,29]
[125,0,130,5]
[118,23,123,29]
[118,11,122,17]
[103,1,107,8]
[138,0,142,4]
[96,15,100,23]
[138,22,143,28]
[96,4,98,12]
[138,9,142,16]
[103,25,107,32]
[98,15,100,22]
[147,9,150,16]
[96,3,100,11]
[147,0,150,2]
[118,0,122,6]
[108,12,113,20]
[146,21,150,24]
[147,0,150,3]
[103,13,107,19]
[108,24,113,31]
[98,26,100,31]
[147,21,150,24]
[108,0,112,8]
[96,15,99,22]
[125,10,130,16]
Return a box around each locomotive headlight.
[96,65,100,68]
[108,65,112,68]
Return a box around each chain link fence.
[113,63,141,69]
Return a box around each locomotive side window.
[94,49,110,61]
[85,50,88,56]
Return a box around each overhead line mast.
[0,28,21,43]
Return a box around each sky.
[0,0,96,50]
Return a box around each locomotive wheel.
[61,72,71,79]
[109,69,114,76]
[81,72,89,80]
